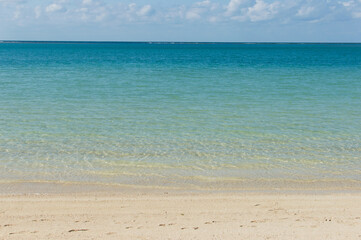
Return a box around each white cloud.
[137,5,153,17]
[128,3,136,12]
[338,0,361,19]
[228,0,281,22]
[246,0,280,22]
[82,0,92,5]
[296,6,315,17]
[164,6,186,21]
[292,1,341,22]
[34,5,41,18]
[208,15,220,22]
[45,3,62,13]
[196,0,211,7]
[340,1,354,7]
[2,0,361,26]
[185,0,219,21]
[13,8,21,19]
[95,7,107,22]
[225,0,245,16]
[186,9,201,20]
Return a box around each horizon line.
[1,40,361,44]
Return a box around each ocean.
[1,42,360,190]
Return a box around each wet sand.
[1,193,360,240]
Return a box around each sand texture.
[0,193,360,240]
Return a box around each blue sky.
[1,0,361,42]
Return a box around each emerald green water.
[1,43,360,189]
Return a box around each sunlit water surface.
[0,43,360,190]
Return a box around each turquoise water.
[0,43,361,189]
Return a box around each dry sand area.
[0,193,361,240]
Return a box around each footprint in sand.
[204,221,216,224]
[9,231,26,235]
[68,229,89,232]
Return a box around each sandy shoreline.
[1,191,360,240]
[1,180,361,194]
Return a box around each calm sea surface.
[0,43,360,189]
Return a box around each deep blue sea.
[0,43,360,190]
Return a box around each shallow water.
[0,43,360,189]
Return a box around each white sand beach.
[1,192,360,240]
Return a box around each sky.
[1,0,361,42]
